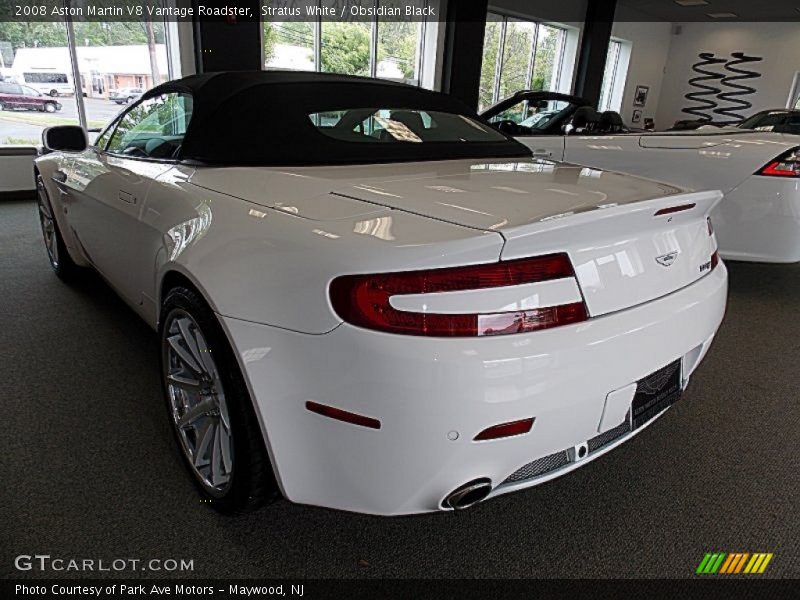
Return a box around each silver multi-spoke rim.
[163,310,233,495]
[37,179,59,268]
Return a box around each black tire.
[36,174,79,281]
[49,89,58,97]
[44,102,57,113]
[159,286,281,513]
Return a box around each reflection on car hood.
[189,158,684,230]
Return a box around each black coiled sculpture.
[713,53,763,123]
[682,52,728,121]
[682,52,764,124]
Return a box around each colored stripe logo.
[696,552,773,574]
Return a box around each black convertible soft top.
[141,71,530,166]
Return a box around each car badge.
[656,251,678,267]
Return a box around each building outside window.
[0,16,180,146]
[263,0,429,87]
[479,12,568,112]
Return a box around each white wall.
[611,19,672,127]
[0,149,36,192]
[656,22,800,128]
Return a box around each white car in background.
[109,87,144,104]
[34,72,727,516]
[483,91,800,263]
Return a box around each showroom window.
[598,40,628,113]
[0,11,181,146]
[263,0,429,86]
[478,13,568,112]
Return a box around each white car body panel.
[35,148,728,515]
[222,264,725,515]
[511,130,800,262]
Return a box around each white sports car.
[35,72,727,516]
[483,91,800,263]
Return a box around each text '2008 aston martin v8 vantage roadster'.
[34,71,727,515]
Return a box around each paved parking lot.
[0,97,123,143]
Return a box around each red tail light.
[329,254,588,337]
[757,147,800,177]
[711,250,720,270]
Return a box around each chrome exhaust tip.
[443,478,493,510]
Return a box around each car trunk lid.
[192,159,722,317]
[329,160,722,317]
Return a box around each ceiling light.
[707,12,738,18]
[675,0,709,6]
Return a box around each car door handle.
[52,170,67,183]
[119,190,136,204]
[532,149,553,157]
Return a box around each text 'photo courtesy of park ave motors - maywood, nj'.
[22,2,438,20]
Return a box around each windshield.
[738,111,800,132]
[309,109,507,144]
[489,99,578,132]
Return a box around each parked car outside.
[109,87,144,104]
[0,82,62,113]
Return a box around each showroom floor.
[1,199,798,579]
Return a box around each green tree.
[378,20,418,80]
[321,23,370,76]
[0,22,68,52]
[478,20,501,110]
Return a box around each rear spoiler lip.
[497,189,723,258]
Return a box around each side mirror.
[42,125,87,153]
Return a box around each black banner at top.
[2,0,800,22]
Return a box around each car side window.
[105,92,193,160]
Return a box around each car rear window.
[309,109,508,144]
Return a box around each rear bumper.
[716,178,800,263]
[222,264,728,516]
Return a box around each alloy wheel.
[163,310,233,495]
[37,178,59,269]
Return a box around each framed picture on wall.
[634,85,649,107]
[632,109,643,123]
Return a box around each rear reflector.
[757,147,800,177]
[474,418,535,441]
[329,254,588,337]
[711,250,720,270]
[306,401,381,429]
[655,203,696,216]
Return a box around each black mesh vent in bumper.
[502,450,570,484]
[588,415,631,452]
[501,416,631,486]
